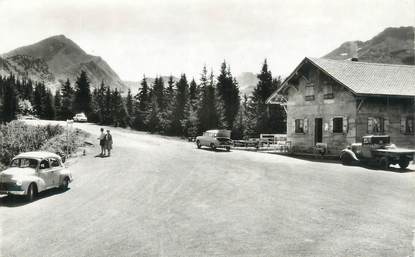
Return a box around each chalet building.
[267,57,415,154]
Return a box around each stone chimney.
[349,41,358,61]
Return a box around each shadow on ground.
[196,147,231,153]
[0,188,70,207]
[279,154,415,173]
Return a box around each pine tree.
[171,74,189,135]
[197,67,221,132]
[103,86,113,124]
[126,88,133,117]
[61,79,74,119]
[54,89,62,120]
[33,82,46,118]
[2,81,18,122]
[152,76,165,110]
[146,95,161,133]
[133,76,149,130]
[44,89,56,120]
[247,59,275,136]
[216,61,240,129]
[73,70,92,115]
[111,88,128,127]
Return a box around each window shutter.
[329,118,333,132]
[368,117,373,133]
[400,117,406,133]
[342,116,348,133]
[292,119,296,132]
[384,118,389,132]
[304,118,308,133]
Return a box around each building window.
[368,117,385,133]
[333,117,343,133]
[401,116,414,134]
[305,85,315,101]
[295,119,304,133]
[323,84,334,99]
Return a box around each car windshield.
[10,158,38,169]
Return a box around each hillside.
[1,35,126,91]
[324,26,414,65]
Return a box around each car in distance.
[0,151,73,201]
[196,129,232,151]
[340,135,415,169]
[73,112,88,122]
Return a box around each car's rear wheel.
[60,177,70,190]
[26,183,37,202]
[210,143,216,151]
[196,140,201,149]
[399,159,409,169]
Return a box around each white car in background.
[73,113,88,122]
[196,129,233,151]
[0,151,73,201]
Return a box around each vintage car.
[340,135,415,169]
[0,151,73,201]
[196,129,232,151]
[73,112,88,122]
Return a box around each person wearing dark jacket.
[105,130,113,156]
[98,128,106,156]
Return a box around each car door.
[49,158,62,186]
[38,159,54,188]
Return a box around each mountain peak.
[1,35,126,91]
[324,26,414,65]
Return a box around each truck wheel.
[340,153,353,165]
[399,160,409,169]
[379,158,389,170]
[196,140,201,149]
[210,143,216,151]
[26,183,37,202]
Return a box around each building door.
[315,118,323,144]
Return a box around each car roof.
[205,129,230,133]
[14,151,61,160]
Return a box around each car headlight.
[13,180,22,186]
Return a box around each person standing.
[98,128,106,156]
[105,130,113,157]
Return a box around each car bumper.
[0,190,26,195]
[0,183,25,195]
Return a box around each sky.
[0,0,414,81]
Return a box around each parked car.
[196,129,232,151]
[73,113,87,122]
[340,135,415,169]
[0,151,73,201]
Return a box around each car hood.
[1,167,36,180]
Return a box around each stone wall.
[286,67,357,155]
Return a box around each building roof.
[14,151,61,160]
[267,57,415,102]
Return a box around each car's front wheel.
[26,183,37,202]
[60,177,70,191]
[196,140,201,149]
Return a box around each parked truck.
[340,135,415,169]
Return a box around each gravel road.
[1,121,414,257]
